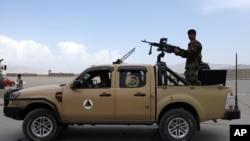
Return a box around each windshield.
[82,74,91,80]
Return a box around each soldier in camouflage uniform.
[174,29,202,85]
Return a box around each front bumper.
[3,107,23,120]
[222,110,241,120]
[3,89,23,120]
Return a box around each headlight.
[11,91,21,98]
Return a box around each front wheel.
[159,109,197,141]
[22,108,61,141]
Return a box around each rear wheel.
[159,109,197,141]
[23,108,61,141]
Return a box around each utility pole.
[0,59,7,91]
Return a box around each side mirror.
[70,80,79,89]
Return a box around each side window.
[77,70,111,89]
[120,70,146,88]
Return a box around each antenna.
[235,53,239,110]
[0,59,5,89]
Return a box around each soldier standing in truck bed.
[173,29,202,85]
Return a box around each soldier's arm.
[175,42,201,58]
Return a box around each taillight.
[225,92,235,111]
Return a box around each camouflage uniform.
[176,40,202,85]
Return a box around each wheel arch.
[157,102,200,131]
[22,102,62,122]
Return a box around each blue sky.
[0,0,250,73]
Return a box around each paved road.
[1,95,249,141]
[0,79,249,141]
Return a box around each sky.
[0,0,250,74]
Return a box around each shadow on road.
[58,125,161,141]
[55,124,228,141]
[4,124,230,141]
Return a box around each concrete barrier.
[6,73,37,77]
[49,73,74,77]
[227,69,250,80]
[0,89,5,98]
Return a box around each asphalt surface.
[0,78,249,141]
[0,107,249,141]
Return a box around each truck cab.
[63,64,153,122]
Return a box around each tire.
[22,108,61,141]
[159,109,197,141]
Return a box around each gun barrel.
[141,40,159,46]
[141,40,152,44]
[113,48,135,64]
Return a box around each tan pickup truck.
[3,61,240,141]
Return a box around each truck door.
[62,66,115,121]
[115,66,151,121]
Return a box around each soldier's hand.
[173,47,180,54]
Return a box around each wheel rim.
[168,117,189,139]
[31,116,53,137]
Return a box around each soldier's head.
[188,29,196,41]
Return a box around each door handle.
[99,93,111,97]
[134,92,146,97]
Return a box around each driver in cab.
[96,71,111,88]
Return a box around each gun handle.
[149,46,152,55]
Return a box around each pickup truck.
[3,60,240,141]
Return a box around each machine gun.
[141,38,189,85]
[142,38,177,62]
[141,38,176,55]
[113,48,135,64]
